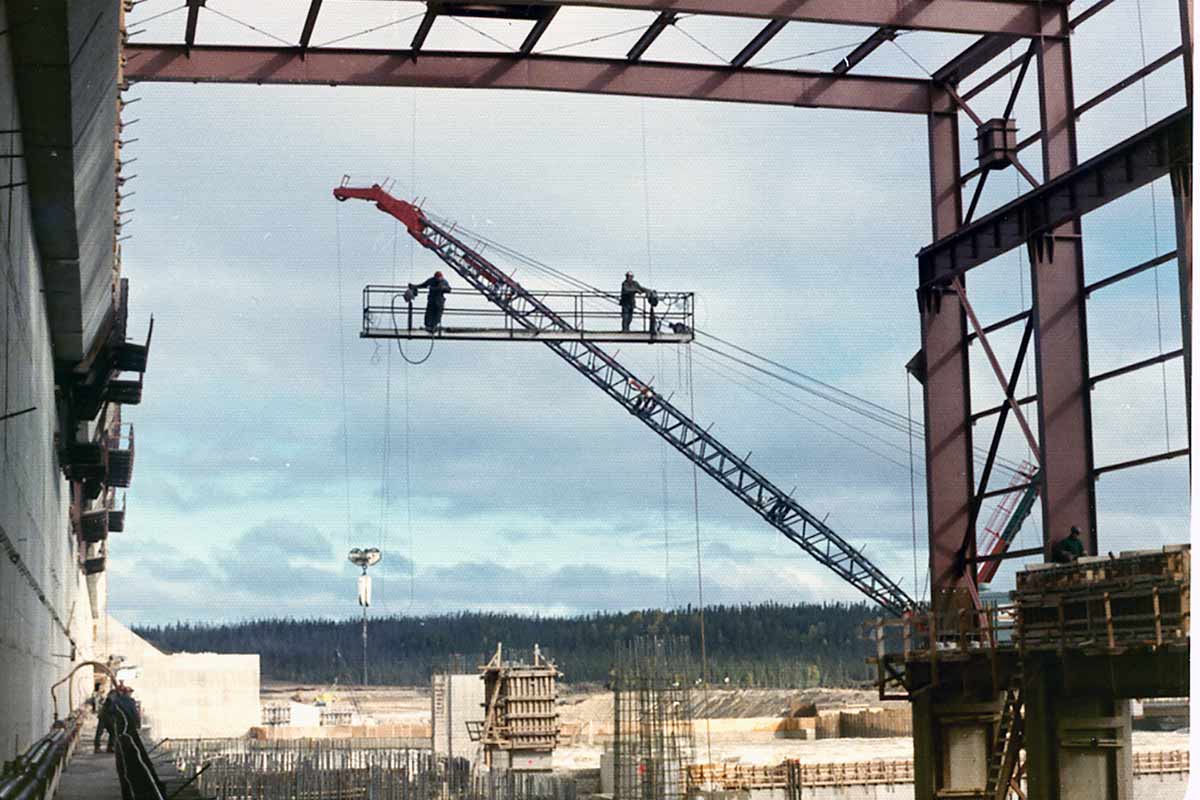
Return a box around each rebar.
[611,636,695,800]
[166,738,577,800]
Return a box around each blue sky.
[108,0,1190,624]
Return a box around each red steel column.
[1031,9,1098,555]
[920,105,975,613]
[1176,0,1192,441]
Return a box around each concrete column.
[1024,657,1133,800]
[913,685,1004,798]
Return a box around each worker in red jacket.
[410,271,452,332]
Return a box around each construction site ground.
[260,683,1188,768]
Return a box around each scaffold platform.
[361,285,694,343]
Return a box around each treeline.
[133,602,880,688]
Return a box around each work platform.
[869,546,1190,800]
[361,285,694,344]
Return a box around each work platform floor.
[362,326,692,343]
[57,718,201,800]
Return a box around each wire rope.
[128,3,186,27]
[335,203,353,550]
[1134,0,1172,449]
[670,20,726,63]
[203,6,293,46]
[689,349,922,473]
[447,14,519,50]
[685,343,713,764]
[639,100,674,608]
[315,12,425,49]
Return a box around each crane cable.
[417,210,1026,474]
[686,342,713,764]
[336,201,353,550]
[404,88,418,611]
[1134,0,1172,449]
[640,100,674,608]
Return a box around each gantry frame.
[121,0,1192,618]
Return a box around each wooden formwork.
[1014,547,1189,653]
[686,751,1188,791]
[475,643,561,757]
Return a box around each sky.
[107,0,1191,625]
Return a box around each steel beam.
[1172,164,1192,439]
[450,1,1064,36]
[832,28,897,74]
[919,107,975,618]
[1176,0,1192,445]
[123,45,948,115]
[627,11,675,61]
[917,109,1191,282]
[299,0,323,51]
[519,6,558,55]
[184,0,202,50]
[731,19,786,69]
[935,34,1021,85]
[1029,10,1097,562]
[411,8,439,54]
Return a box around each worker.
[620,271,650,332]
[1052,525,1086,564]
[409,271,452,332]
[113,684,141,732]
[94,687,117,752]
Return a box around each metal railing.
[0,710,84,800]
[362,286,694,338]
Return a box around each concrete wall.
[432,673,485,764]
[0,0,96,757]
[103,617,261,739]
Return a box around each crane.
[334,182,916,616]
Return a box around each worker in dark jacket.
[1051,525,1086,564]
[94,688,117,752]
[113,685,141,731]
[620,271,650,332]
[410,271,452,332]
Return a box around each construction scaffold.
[611,636,696,800]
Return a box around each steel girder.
[123,46,951,115]
[421,1,1065,37]
[916,110,1192,285]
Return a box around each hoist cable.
[690,349,922,473]
[686,343,713,764]
[1134,0,1172,449]
[640,100,673,608]
[335,202,353,548]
